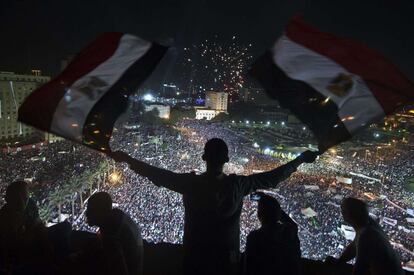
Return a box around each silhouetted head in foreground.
[202,138,229,173]
[341,197,369,230]
[86,192,112,227]
[257,193,281,226]
[5,181,29,211]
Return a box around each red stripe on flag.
[18,32,123,131]
[285,16,414,114]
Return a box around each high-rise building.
[0,71,50,143]
[144,103,171,119]
[205,91,228,111]
[195,91,228,120]
[240,87,273,105]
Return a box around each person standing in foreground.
[245,193,301,275]
[84,192,144,275]
[325,197,404,275]
[109,138,318,275]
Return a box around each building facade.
[195,108,221,120]
[205,91,228,112]
[194,91,228,120]
[0,71,50,143]
[239,87,271,105]
[144,104,171,119]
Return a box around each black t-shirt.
[145,160,299,253]
[100,209,143,275]
[245,223,301,275]
[128,155,300,253]
[354,221,404,275]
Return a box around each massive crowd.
[0,118,413,268]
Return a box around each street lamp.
[109,172,121,184]
[143,94,154,101]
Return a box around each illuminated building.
[205,91,228,112]
[0,71,50,143]
[194,91,228,120]
[195,108,221,120]
[239,87,271,105]
[144,104,170,119]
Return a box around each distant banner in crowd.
[18,33,167,151]
[336,176,352,185]
[250,16,414,152]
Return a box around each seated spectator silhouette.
[325,197,404,275]
[74,191,143,275]
[109,138,318,275]
[245,193,301,275]
[0,181,52,274]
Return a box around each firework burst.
[181,35,253,100]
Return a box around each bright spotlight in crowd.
[253,142,259,148]
[143,94,154,101]
[264,148,271,154]
[109,172,121,184]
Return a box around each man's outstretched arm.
[338,241,356,263]
[238,150,318,196]
[108,151,189,194]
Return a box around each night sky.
[1,0,414,88]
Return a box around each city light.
[143,94,154,101]
[109,171,121,184]
[2,4,414,268]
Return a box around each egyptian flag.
[250,17,414,152]
[18,33,167,151]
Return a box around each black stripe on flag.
[249,51,351,151]
[82,43,168,151]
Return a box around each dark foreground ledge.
[143,242,413,275]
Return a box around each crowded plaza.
[1,117,413,270]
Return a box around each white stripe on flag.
[272,35,385,133]
[50,34,151,141]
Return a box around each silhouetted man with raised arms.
[109,138,317,275]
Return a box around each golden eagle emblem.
[327,73,353,97]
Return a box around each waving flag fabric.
[250,16,414,152]
[18,33,167,151]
